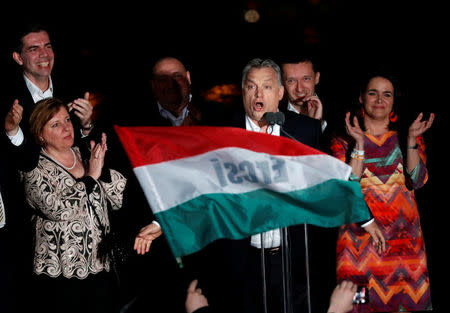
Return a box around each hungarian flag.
[114,125,370,258]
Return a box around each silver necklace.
[42,147,77,170]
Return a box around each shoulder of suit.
[284,111,321,126]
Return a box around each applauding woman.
[6,97,127,313]
[330,70,434,312]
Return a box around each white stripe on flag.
[134,147,352,213]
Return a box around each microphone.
[263,111,285,126]
[264,111,298,141]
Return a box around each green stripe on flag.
[155,179,370,257]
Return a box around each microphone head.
[263,111,285,126]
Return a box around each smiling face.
[40,106,74,151]
[12,30,54,86]
[360,76,394,121]
[282,61,320,107]
[242,66,284,127]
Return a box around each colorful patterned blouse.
[330,131,432,312]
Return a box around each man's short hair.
[241,58,283,87]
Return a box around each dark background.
[1,1,447,312]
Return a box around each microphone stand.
[260,112,299,313]
[280,126,312,313]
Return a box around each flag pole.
[278,124,312,313]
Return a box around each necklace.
[42,147,77,170]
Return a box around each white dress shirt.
[245,115,281,249]
[287,99,328,132]
[157,94,192,127]
[158,102,189,126]
[24,74,54,103]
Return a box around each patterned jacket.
[20,147,127,279]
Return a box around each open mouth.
[254,101,264,111]
[37,61,50,67]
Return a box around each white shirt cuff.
[361,218,375,228]
[7,127,24,146]
[152,220,160,228]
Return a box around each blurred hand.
[134,222,163,255]
[408,112,435,140]
[345,112,364,148]
[182,103,202,126]
[304,95,323,120]
[5,99,23,136]
[87,133,107,180]
[185,279,209,313]
[68,92,93,129]
[363,221,386,254]
[327,280,357,313]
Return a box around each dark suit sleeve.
[2,132,40,173]
[282,112,322,149]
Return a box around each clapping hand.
[88,133,107,180]
[68,92,93,130]
[345,112,364,148]
[408,112,435,139]
[5,99,23,135]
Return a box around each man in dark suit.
[0,22,96,312]
[0,138,19,313]
[203,58,322,313]
[2,22,94,139]
[112,56,232,313]
[121,55,232,128]
[0,102,27,313]
[278,53,339,312]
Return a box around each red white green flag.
[114,125,370,257]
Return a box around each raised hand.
[185,279,209,313]
[5,99,23,135]
[408,112,435,139]
[345,112,364,148]
[68,92,93,130]
[87,132,107,180]
[304,95,323,120]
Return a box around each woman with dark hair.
[330,70,434,312]
[6,97,127,313]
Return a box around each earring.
[360,108,365,118]
[389,111,398,123]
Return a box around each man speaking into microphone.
[210,58,322,313]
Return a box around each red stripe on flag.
[114,125,324,168]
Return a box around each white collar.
[157,94,192,126]
[287,101,300,114]
[245,114,280,136]
[24,74,53,103]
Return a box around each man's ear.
[278,85,285,101]
[315,71,320,85]
[186,71,191,85]
[12,52,23,66]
